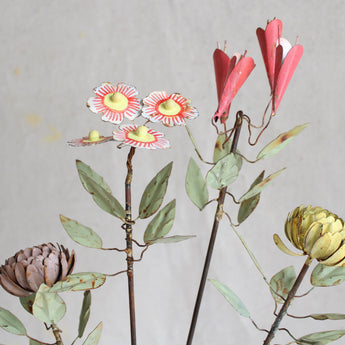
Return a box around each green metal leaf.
[206,153,242,190]
[213,134,233,163]
[139,162,173,219]
[19,293,36,314]
[50,272,106,293]
[311,264,345,287]
[270,266,296,304]
[60,215,103,249]
[238,171,265,224]
[185,158,209,210]
[144,200,176,243]
[76,160,112,194]
[76,162,125,220]
[309,314,345,321]
[296,330,345,345]
[78,290,91,338]
[239,168,285,202]
[0,307,26,335]
[257,123,309,160]
[83,322,103,345]
[150,235,195,244]
[32,284,66,324]
[209,279,250,318]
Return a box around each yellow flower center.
[158,99,181,116]
[103,92,128,111]
[127,126,155,143]
[88,130,100,141]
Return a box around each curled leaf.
[78,290,91,338]
[296,330,345,344]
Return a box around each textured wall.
[1,0,345,344]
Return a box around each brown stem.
[125,147,137,345]
[52,324,63,345]
[262,256,312,345]
[186,112,243,345]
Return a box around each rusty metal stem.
[186,113,243,345]
[52,324,63,345]
[125,147,137,345]
[262,257,312,345]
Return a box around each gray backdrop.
[1,0,345,344]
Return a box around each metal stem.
[125,147,137,345]
[186,113,243,345]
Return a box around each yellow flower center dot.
[128,126,155,143]
[158,99,181,116]
[104,92,128,111]
[88,130,100,142]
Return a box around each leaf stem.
[186,113,243,345]
[262,256,313,345]
[125,147,137,345]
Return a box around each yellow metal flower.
[274,205,345,266]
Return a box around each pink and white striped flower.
[142,91,198,126]
[113,124,170,149]
[68,130,113,147]
[87,83,141,124]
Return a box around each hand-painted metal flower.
[87,83,141,124]
[0,243,75,297]
[213,48,255,123]
[113,124,170,149]
[68,130,113,147]
[256,19,303,115]
[275,206,345,266]
[142,91,198,126]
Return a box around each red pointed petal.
[213,49,231,101]
[273,44,303,114]
[256,19,283,91]
[213,56,255,122]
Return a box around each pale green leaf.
[139,162,173,219]
[297,330,345,345]
[83,322,103,345]
[270,266,296,304]
[76,162,125,220]
[19,293,36,315]
[144,200,176,243]
[206,153,242,190]
[60,215,103,249]
[150,235,195,244]
[78,290,91,338]
[76,160,112,194]
[239,168,285,202]
[213,134,233,163]
[238,171,264,223]
[209,279,250,318]
[257,123,309,160]
[311,264,345,287]
[185,158,209,210]
[309,314,345,321]
[49,273,106,293]
[32,284,66,324]
[0,307,26,335]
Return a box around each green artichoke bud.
[275,205,345,266]
[0,243,75,297]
